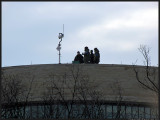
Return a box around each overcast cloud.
[2,2,158,67]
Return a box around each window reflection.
[151,107,158,119]
[145,107,150,119]
[112,105,117,118]
[126,106,131,119]
[132,106,138,119]
[1,103,158,119]
[139,107,144,118]
[37,105,44,118]
[106,105,112,119]
[120,106,125,118]
[31,106,37,118]
[25,106,31,119]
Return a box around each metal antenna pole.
[57,24,64,64]
[59,44,61,64]
[58,38,62,64]
[59,24,64,64]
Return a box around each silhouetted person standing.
[74,51,84,64]
[90,50,94,63]
[94,48,100,64]
[82,46,90,63]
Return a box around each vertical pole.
[59,38,62,64]
[59,46,61,64]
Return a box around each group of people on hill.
[74,46,100,64]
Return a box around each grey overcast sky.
[2,2,158,67]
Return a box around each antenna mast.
[56,24,64,64]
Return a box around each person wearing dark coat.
[82,46,90,63]
[90,50,94,64]
[74,51,84,64]
[94,48,100,64]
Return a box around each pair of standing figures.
[74,47,100,64]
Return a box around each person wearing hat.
[74,51,84,64]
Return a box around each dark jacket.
[90,52,94,63]
[74,54,84,63]
[94,51,100,64]
[83,50,90,63]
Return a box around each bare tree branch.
[133,44,158,94]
